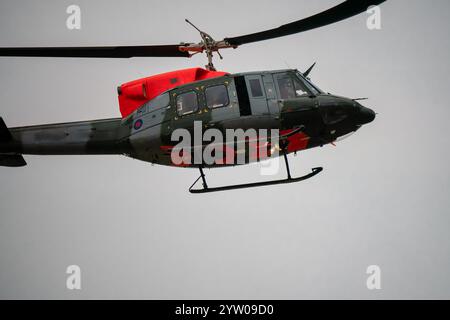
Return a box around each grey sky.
[1,0,450,299]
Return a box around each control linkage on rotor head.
[180,19,237,71]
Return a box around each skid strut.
[189,156,323,194]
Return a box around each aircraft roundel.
[133,119,143,130]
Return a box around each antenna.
[303,62,316,78]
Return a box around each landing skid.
[189,154,323,194]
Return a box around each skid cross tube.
[189,157,323,194]
[199,166,208,189]
[283,153,292,180]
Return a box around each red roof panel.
[118,67,228,118]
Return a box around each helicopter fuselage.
[123,68,375,167]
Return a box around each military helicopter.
[0,0,383,193]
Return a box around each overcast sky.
[1,0,450,299]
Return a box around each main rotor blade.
[0,44,191,58]
[0,0,386,59]
[224,0,386,46]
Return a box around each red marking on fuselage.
[160,127,309,167]
[280,129,310,153]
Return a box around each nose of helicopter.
[355,105,376,125]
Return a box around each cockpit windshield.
[295,71,323,95]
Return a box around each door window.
[205,85,229,109]
[249,78,264,97]
[176,91,198,116]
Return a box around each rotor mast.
[181,19,236,71]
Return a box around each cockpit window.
[276,74,311,99]
[276,76,296,99]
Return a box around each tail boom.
[0,117,125,166]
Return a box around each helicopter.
[0,0,384,193]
